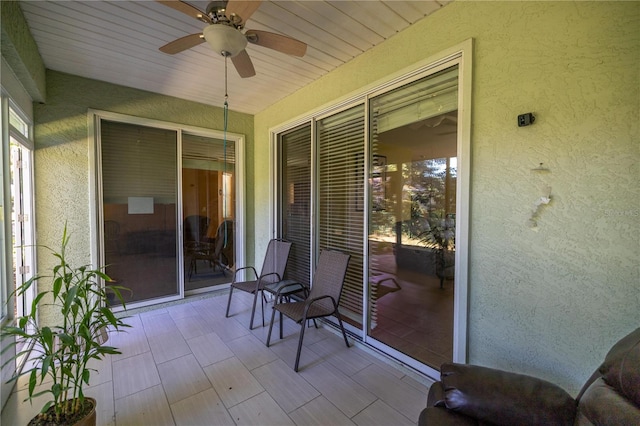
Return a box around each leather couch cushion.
[599,327,640,407]
[578,377,640,425]
[440,363,576,426]
[419,406,480,426]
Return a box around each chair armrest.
[440,363,576,426]
[273,283,308,298]
[232,266,258,282]
[257,272,282,285]
[303,295,337,317]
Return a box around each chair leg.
[336,312,350,348]
[188,258,195,281]
[294,319,307,372]
[279,311,283,340]
[261,291,266,327]
[266,306,278,347]
[225,286,234,317]
[249,290,259,330]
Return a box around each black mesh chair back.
[225,239,292,329]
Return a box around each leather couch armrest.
[440,363,577,426]
[578,377,640,426]
[427,381,446,407]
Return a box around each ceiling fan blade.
[156,0,211,24]
[231,50,256,78]
[159,33,205,54]
[225,0,262,25]
[245,30,307,57]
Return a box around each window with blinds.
[279,124,312,287]
[317,105,365,327]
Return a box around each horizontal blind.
[182,133,235,170]
[101,120,177,204]
[280,124,312,287]
[317,105,365,324]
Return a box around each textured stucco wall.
[254,1,639,394]
[34,71,254,326]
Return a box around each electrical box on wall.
[518,113,535,127]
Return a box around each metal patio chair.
[266,249,351,371]
[225,239,292,329]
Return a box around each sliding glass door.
[96,112,245,308]
[182,133,236,291]
[273,51,469,376]
[368,66,459,369]
[101,120,179,304]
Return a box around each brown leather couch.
[419,327,640,426]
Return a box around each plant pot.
[27,398,96,426]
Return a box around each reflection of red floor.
[105,253,230,304]
[370,254,454,370]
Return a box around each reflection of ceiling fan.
[409,113,458,131]
[156,0,307,78]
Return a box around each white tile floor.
[2,291,432,426]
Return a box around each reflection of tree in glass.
[404,157,456,239]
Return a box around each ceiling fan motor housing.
[203,24,248,57]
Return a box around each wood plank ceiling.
[18,1,450,115]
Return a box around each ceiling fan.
[156,0,307,78]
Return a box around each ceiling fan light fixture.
[203,24,247,57]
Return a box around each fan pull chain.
[224,55,229,102]
[222,55,229,248]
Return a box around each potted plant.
[1,226,129,425]
[418,216,456,288]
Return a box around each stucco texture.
[254,1,639,394]
[34,71,254,326]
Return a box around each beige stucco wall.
[33,70,254,326]
[254,1,639,394]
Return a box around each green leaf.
[61,366,73,378]
[1,325,29,339]
[98,346,121,355]
[58,333,74,346]
[42,327,53,349]
[52,382,62,398]
[101,307,118,326]
[40,400,54,414]
[41,355,52,377]
[18,316,29,329]
[28,369,37,396]
[63,285,79,314]
[53,276,63,298]
[31,292,46,316]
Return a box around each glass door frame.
[4,97,36,321]
[89,109,246,311]
[270,40,472,379]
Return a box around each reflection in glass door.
[368,66,459,369]
[101,120,179,305]
[182,133,235,291]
